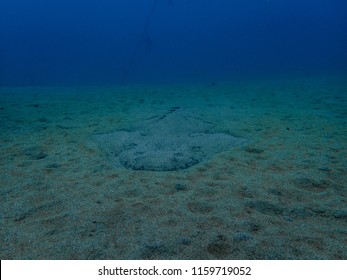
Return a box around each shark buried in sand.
[95,107,248,171]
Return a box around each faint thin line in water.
[121,0,159,85]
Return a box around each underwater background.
[0,0,346,259]
[1,0,346,85]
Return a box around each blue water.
[0,0,346,85]
[1,0,347,260]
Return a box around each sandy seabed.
[0,77,346,259]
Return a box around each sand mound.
[94,107,247,171]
